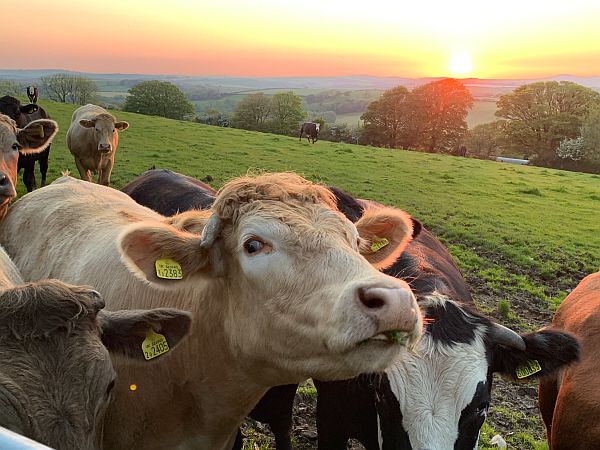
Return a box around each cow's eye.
[12,143,21,151]
[244,239,265,255]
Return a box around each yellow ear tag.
[142,329,170,360]
[155,258,183,280]
[515,359,542,379]
[371,236,390,253]
[39,126,44,138]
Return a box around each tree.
[196,108,230,127]
[123,80,195,120]
[466,121,505,158]
[268,91,306,135]
[581,106,600,163]
[410,78,473,153]
[0,81,22,97]
[557,137,586,161]
[361,86,414,148]
[41,74,97,104]
[496,81,600,161]
[231,93,271,131]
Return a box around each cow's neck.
[104,281,270,450]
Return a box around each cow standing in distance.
[66,104,129,186]
[0,245,192,450]
[0,113,58,219]
[0,172,423,450]
[0,95,52,192]
[538,270,600,450]
[299,121,320,143]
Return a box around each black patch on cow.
[455,379,491,450]
[425,301,490,346]
[329,185,364,223]
[373,373,413,450]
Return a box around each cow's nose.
[98,144,112,152]
[357,286,419,334]
[0,172,16,198]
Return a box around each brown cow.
[0,172,422,450]
[0,114,58,219]
[538,270,599,449]
[66,104,129,186]
[0,246,192,449]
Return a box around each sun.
[448,52,473,76]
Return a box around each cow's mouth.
[358,330,409,346]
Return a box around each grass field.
[21,99,600,449]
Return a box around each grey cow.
[0,246,192,449]
[66,104,129,186]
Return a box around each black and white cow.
[0,95,51,192]
[121,171,580,450]
[299,122,320,144]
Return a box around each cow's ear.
[99,308,192,360]
[491,329,580,380]
[79,119,95,128]
[16,119,58,155]
[118,220,216,288]
[355,206,413,270]
[115,121,129,131]
[20,104,38,115]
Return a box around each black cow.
[299,122,320,143]
[122,171,579,450]
[0,95,51,192]
[121,168,216,215]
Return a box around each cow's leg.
[22,163,37,192]
[39,146,50,187]
[299,128,304,141]
[75,158,92,182]
[98,160,113,186]
[538,375,559,444]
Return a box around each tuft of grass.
[297,380,317,399]
[518,187,543,196]
[498,299,511,319]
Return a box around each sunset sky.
[4,0,600,78]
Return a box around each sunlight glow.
[449,53,473,76]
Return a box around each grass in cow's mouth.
[358,330,408,346]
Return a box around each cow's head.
[79,113,129,153]
[0,279,191,450]
[0,96,38,125]
[118,172,423,382]
[376,296,580,450]
[0,114,58,218]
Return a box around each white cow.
[0,172,422,449]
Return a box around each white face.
[223,203,421,382]
[383,329,489,450]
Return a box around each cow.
[66,104,129,186]
[0,172,423,450]
[121,174,580,450]
[299,122,320,143]
[0,95,52,192]
[538,270,600,450]
[241,188,579,449]
[0,113,58,219]
[0,245,192,450]
[121,168,216,215]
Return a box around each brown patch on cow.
[164,209,211,234]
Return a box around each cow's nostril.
[358,288,386,309]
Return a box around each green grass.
[467,99,498,128]
[20,99,600,448]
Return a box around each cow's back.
[541,271,600,449]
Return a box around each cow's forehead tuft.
[212,172,338,220]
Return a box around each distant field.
[468,99,498,127]
[24,99,600,449]
[335,112,363,127]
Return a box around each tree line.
[467,81,600,171]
